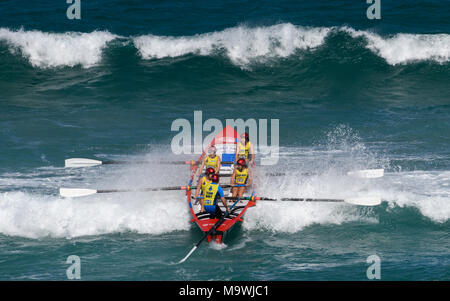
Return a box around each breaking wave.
[343,27,450,65]
[0,190,190,239]
[1,24,449,68]
[133,23,331,66]
[0,28,118,68]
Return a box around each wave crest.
[133,23,331,67]
[344,27,450,65]
[1,24,449,68]
[0,28,118,68]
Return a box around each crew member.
[201,174,229,218]
[197,146,221,178]
[230,158,252,198]
[235,133,254,166]
[193,167,215,200]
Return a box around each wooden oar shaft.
[97,189,128,193]
[219,172,284,177]
[224,195,381,206]
[62,184,236,198]
[262,197,343,202]
[225,196,344,202]
[96,186,185,193]
[104,160,171,165]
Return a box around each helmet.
[208,146,216,154]
[237,158,246,166]
[211,174,219,183]
[242,132,249,143]
[206,167,215,175]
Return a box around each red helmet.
[237,158,247,166]
[206,167,215,175]
[210,174,219,183]
[243,133,249,138]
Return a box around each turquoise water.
[0,0,449,280]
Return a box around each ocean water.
[0,0,449,280]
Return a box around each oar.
[64,158,196,168]
[60,184,234,198]
[60,186,185,198]
[178,193,252,264]
[226,196,381,206]
[65,158,384,179]
[260,169,384,179]
[275,169,384,178]
[65,158,139,168]
[65,158,237,168]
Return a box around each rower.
[193,167,215,201]
[230,158,252,198]
[235,132,255,167]
[197,146,221,178]
[201,174,229,218]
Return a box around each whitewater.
[1,137,448,239]
[1,0,449,281]
[1,24,450,69]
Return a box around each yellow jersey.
[234,167,249,185]
[237,141,252,159]
[204,155,219,170]
[200,176,211,195]
[203,182,220,206]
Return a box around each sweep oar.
[60,184,234,198]
[178,193,253,264]
[225,195,381,206]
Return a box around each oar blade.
[178,246,198,264]
[65,158,103,168]
[59,188,98,198]
[344,196,382,206]
[347,169,384,178]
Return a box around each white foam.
[282,260,359,272]
[0,28,118,68]
[134,24,450,66]
[249,125,449,232]
[1,25,448,68]
[244,201,376,233]
[375,171,450,223]
[1,137,448,239]
[343,27,450,65]
[0,191,190,239]
[245,168,450,234]
[133,23,331,67]
[209,242,227,250]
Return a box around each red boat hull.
[187,188,255,243]
[185,125,255,244]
